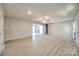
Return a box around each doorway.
[32,24,44,38]
[72,21,76,40]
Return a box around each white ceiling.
[3,3,77,24]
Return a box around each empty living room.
[0,3,79,56]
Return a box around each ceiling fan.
[41,16,51,23]
[27,11,52,23]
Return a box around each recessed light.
[27,11,32,15]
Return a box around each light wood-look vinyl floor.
[2,35,79,56]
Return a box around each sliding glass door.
[32,24,44,38]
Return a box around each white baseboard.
[5,35,32,42]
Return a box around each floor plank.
[2,35,78,56]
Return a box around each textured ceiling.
[3,3,77,24]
